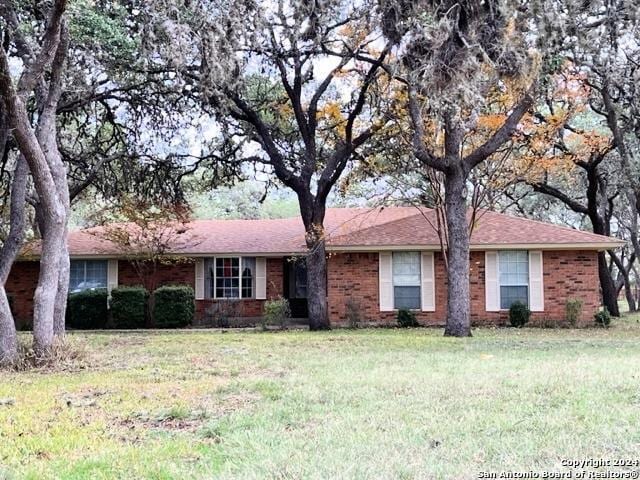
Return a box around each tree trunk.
[35,25,70,346]
[53,240,70,335]
[305,236,329,331]
[598,252,620,317]
[0,155,29,365]
[622,273,636,313]
[50,150,71,336]
[443,168,472,337]
[0,290,18,365]
[32,217,65,355]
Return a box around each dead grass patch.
[117,391,261,436]
[2,336,89,372]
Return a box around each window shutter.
[420,252,435,311]
[255,257,267,300]
[195,258,205,300]
[107,259,118,293]
[529,251,544,311]
[485,251,500,311]
[379,252,393,311]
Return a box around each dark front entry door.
[284,257,308,318]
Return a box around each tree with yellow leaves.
[505,66,629,316]
[379,0,537,337]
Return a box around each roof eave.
[326,242,625,252]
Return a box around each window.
[204,257,255,299]
[393,252,421,309]
[499,251,529,309]
[69,260,107,292]
[241,257,255,299]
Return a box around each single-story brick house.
[6,207,623,328]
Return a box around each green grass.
[1,315,640,479]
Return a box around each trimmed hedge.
[66,289,109,329]
[111,286,149,329]
[153,285,194,328]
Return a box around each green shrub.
[345,298,362,329]
[153,285,194,328]
[397,308,419,328]
[66,289,109,330]
[594,308,611,327]
[110,287,149,329]
[565,298,583,327]
[509,301,530,328]
[262,297,291,330]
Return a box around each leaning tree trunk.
[443,168,472,337]
[0,155,29,364]
[621,273,636,313]
[0,291,18,365]
[598,252,620,317]
[305,232,330,331]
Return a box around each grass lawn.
[1,316,640,480]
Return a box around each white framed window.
[392,251,421,309]
[241,257,256,298]
[69,260,108,292]
[499,251,529,309]
[204,257,256,299]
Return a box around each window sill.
[203,298,257,301]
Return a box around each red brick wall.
[5,260,39,329]
[327,250,600,327]
[5,257,285,328]
[118,260,196,289]
[117,257,284,322]
[5,250,600,328]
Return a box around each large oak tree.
[145,0,393,329]
[380,0,537,336]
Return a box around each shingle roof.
[329,209,625,248]
[25,207,622,258]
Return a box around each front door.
[284,257,308,318]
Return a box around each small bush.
[509,301,530,328]
[153,285,194,328]
[397,308,419,328]
[565,298,583,327]
[594,308,611,327]
[345,298,362,329]
[262,297,291,330]
[66,289,109,329]
[202,301,242,328]
[540,317,559,329]
[110,287,149,329]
